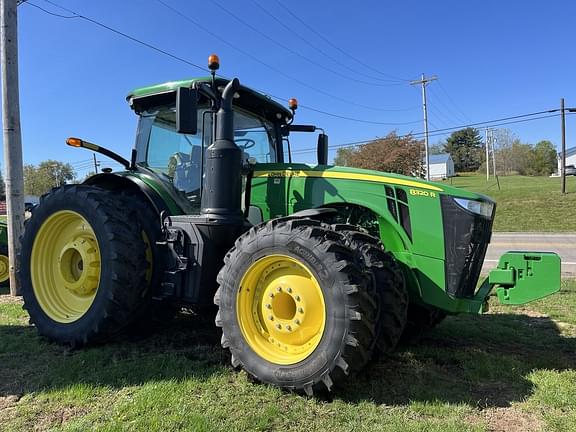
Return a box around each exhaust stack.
[200,78,243,224]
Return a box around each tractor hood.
[253,163,493,203]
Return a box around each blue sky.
[7,0,576,177]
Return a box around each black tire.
[214,218,377,395]
[402,303,447,342]
[20,185,148,346]
[331,224,408,354]
[117,192,179,324]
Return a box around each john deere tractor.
[20,56,561,395]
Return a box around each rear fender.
[83,173,169,216]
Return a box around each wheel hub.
[237,255,326,365]
[58,237,100,296]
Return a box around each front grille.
[440,195,494,298]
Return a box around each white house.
[558,146,576,172]
[426,153,455,180]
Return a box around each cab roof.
[127,77,293,124]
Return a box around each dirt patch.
[32,405,89,431]
[0,394,21,425]
[482,407,543,432]
[0,394,21,410]
[0,294,22,305]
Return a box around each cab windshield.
[141,106,277,202]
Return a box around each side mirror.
[176,87,198,135]
[317,133,328,165]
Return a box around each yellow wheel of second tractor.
[215,218,378,396]
[0,244,10,287]
[20,185,149,346]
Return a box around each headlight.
[454,198,494,218]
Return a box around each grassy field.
[440,174,576,232]
[1,281,575,431]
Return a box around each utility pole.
[485,128,490,180]
[561,98,566,194]
[1,0,25,296]
[490,129,497,177]
[93,153,99,174]
[410,73,437,181]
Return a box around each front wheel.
[215,218,377,395]
[20,185,148,346]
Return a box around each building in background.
[558,146,576,173]
[426,153,455,180]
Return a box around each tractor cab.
[128,77,287,209]
[126,76,328,212]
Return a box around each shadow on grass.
[0,306,574,408]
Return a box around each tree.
[443,128,483,172]
[532,140,557,175]
[333,132,424,177]
[333,147,355,166]
[24,160,76,196]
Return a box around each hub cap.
[31,210,101,323]
[236,254,326,365]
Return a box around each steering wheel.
[235,138,256,150]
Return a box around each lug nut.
[269,293,274,298]
[286,325,292,331]
[295,319,300,325]
[276,286,282,292]
[265,303,272,309]
[287,287,293,293]
[268,315,274,321]
[276,324,282,330]
[298,307,304,314]
[295,296,301,302]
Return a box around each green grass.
[1,281,575,431]
[439,174,576,231]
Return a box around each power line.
[30,0,209,73]
[152,0,415,113]
[436,80,472,123]
[272,0,411,83]
[249,0,399,85]
[211,0,400,88]
[428,87,468,125]
[290,112,569,156]
[27,0,421,124]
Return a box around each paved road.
[483,233,576,276]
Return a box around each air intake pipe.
[200,78,244,224]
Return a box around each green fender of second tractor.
[0,222,7,245]
[489,252,561,305]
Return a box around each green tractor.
[0,221,9,287]
[20,57,561,395]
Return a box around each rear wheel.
[215,218,377,395]
[0,244,9,287]
[331,225,408,354]
[20,185,148,346]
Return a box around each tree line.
[334,127,559,177]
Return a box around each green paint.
[491,252,561,305]
[0,222,7,245]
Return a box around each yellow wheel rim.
[0,253,9,284]
[31,210,101,323]
[236,254,326,365]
